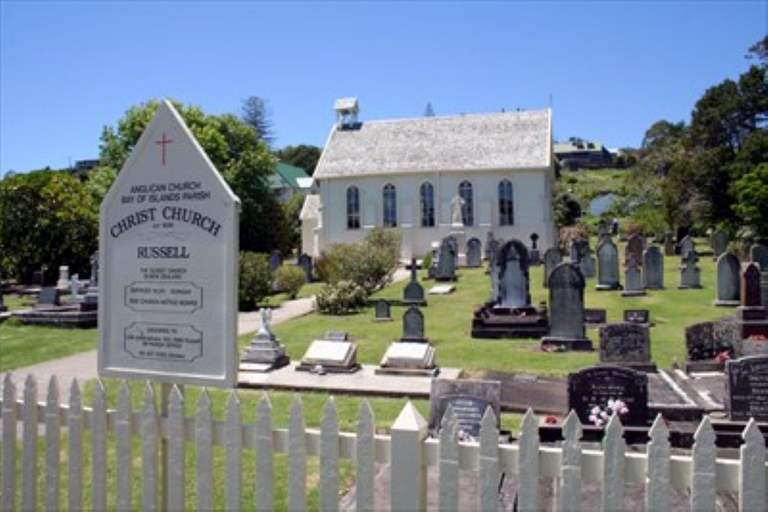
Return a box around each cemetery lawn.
[270,244,725,377]
[0,321,97,372]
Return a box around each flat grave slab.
[428,284,455,295]
[238,363,461,397]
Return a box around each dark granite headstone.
[685,320,741,363]
[541,263,591,350]
[403,259,427,306]
[715,252,741,306]
[466,238,482,268]
[529,233,541,266]
[711,230,728,260]
[401,305,427,342]
[37,287,61,307]
[428,379,501,437]
[269,249,283,271]
[374,299,392,322]
[622,261,645,297]
[736,263,768,336]
[596,239,621,290]
[580,244,596,279]
[297,253,313,282]
[623,309,650,325]
[599,323,654,371]
[750,244,768,272]
[434,237,457,281]
[584,308,607,325]
[625,234,644,267]
[742,263,762,307]
[324,331,350,342]
[726,355,768,421]
[642,245,664,289]
[542,248,562,289]
[568,366,649,426]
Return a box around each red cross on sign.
[155,132,173,166]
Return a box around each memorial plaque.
[584,308,607,325]
[99,100,239,387]
[599,323,651,365]
[428,379,501,437]
[726,355,768,421]
[623,309,650,325]
[303,340,353,365]
[568,366,649,426]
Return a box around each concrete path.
[1,267,410,402]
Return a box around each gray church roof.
[314,108,551,179]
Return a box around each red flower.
[544,416,558,424]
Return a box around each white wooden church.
[301,98,557,260]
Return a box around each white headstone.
[98,100,240,387]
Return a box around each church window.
[347,186,360,229]
[420,182,435,227]
[459,180,474,226]
[383,184,397,227]
[499,180,514,226]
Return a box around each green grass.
[2,293,33,312]
[561,168,628,202]
[0,322,98,372]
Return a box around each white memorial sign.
[99,100,240,387]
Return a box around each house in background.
[302,98,557,260]
[270,162,314,202]
[554,139,614,170]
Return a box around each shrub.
[239,251,271,310]
[274,265,306,299]
[315,280,368,315]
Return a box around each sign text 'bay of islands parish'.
[98,99,241,388]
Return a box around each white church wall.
[317,167,556,259]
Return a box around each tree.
[274,144,322,176]
[734,163,768,239]
[746,36,768,67]
[94,99,286,253]
[241,96,275,147]
[0,169,97,282]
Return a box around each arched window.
[499,180,514,226]
[346,186,360,230]
[420,182,435,227]
[383,184,397,227]
[459,180,474,226]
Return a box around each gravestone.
[472,239,549,338]
[750,244,768,271]
[446,235,460,268]
[529,233,541,266]
[466,238,482,268]
[625,234,644,267]
[269,249,283,272]
[569,238,588,265]
[663,232,675,257]
[711,230,728,260]
[324,331,351,342]
[98,100,240,387]
[434,237,457,281]
[597,223,609,245]
[485,238,500,277]
[401,305,427,342]
[298,253,313,282]
[403,258,427,306]
[69,274,83,303]
[374,299,392,322]
[584,308,607,326]
[56,265,70,288]
[622,261,646,297]
[685,320,742,371]
[679,236,695,260]
[623,309,650,325]
[428,379,501,437]
[599,323,656,372]
[596,239,621,291]
[714,252,741,306]
[736,263,768,339]
[678,251,702,289]
[37,287,61,307]
[568,366,649,426]
[642,245,664,289]
[241,308,289,372]
[541,263,592,350]
[726,355,768,421]
[580,244,596,279]
[542,248,562,289]
[298,340,360,373]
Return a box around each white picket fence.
[1,373,767,511]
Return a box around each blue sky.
[1,1,764,174]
